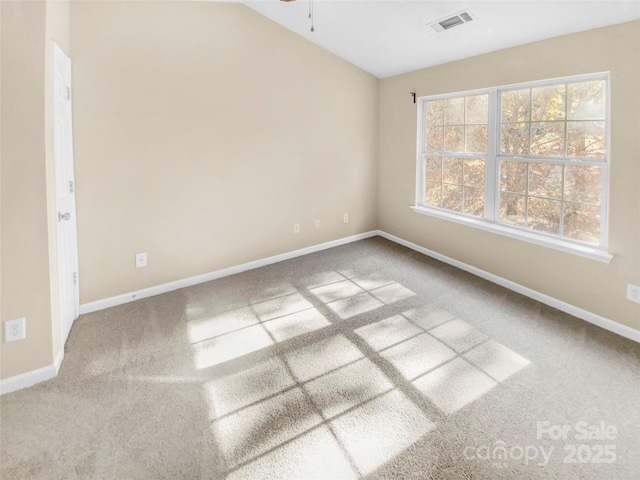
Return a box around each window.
[415,73,610,261]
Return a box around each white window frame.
[413,72,612,263]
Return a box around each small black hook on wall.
[410,91,416,104]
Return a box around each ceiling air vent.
[430,10,474,33]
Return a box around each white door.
[53,42,79,348]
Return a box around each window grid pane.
[498,159,602,242]
[499,80,606,161]
[424,156,484,217]
[425,94,488,155]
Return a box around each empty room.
[1,0,639,478]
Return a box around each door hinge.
[73,272,78,286]
[66,86,71,101]
[69,180,74,193]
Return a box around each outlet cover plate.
[627,284,640,304]
[136,252,147,268]
[5,318,26,343]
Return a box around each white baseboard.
[0,348,64,396]
[80,231,379,315]
[378,230,640,344]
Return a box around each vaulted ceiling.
[242,1,640,78]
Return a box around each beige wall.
[379,20,640,330]
[1,1,51,379]
[71,1,379,304]
[1,0,70,380]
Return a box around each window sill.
[410,205,613,264]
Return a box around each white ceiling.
[241,1,640,78]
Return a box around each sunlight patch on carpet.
[192,325,274,369]
[379,333,457,381]
[309,280,365,303]
[303,358,394,419]
[205,357,296,419]
[248,282,298,305]
[329,389,435,475]
[326,292,385,319]
[402,305,456,330]
[226,426,358,479]
[300,270,349,290]
[213,387,323,468]
[429,318,489,353]
[369,283,416,304]
[262,308,331,343]
[354,314,423,351]
[350,272,395,291]
[412,357,498,415]
[464,339,531,382]
[284,335,364,383]
[252,293,314,322]
[187,306,259,343]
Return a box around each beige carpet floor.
[1,237,639,479]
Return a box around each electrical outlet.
[136,252,147,268]
[5,318,26,343]
[315,219,320,229]
[627,284,640,304]
[343,213,349,224]
[293,224,300,234]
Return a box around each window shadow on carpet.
[186,269,531,478]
